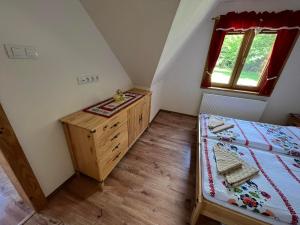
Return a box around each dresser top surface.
[60,88,151,131]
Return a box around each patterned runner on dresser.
[84,91,144,118]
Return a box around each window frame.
[208,29,277,93]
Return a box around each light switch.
[12,47,26,57]
[4,44,38,59]
[25,47,38,58]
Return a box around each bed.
[191,114,300,225]
[200,113,300,158]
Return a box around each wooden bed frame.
[190,116,269,225]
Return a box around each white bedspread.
[201,138,300,225]
[200,113,300,158]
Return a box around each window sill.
[203,86,261,96]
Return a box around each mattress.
[201,138,300,225]
[200,113,300,158]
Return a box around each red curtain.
[201,27,226,88]
[201,10,300,94]
[259,29,299,96]
[216,10,300,31]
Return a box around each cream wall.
[150,0,218,119]
[152,0,218,84]
[158,0,300,124]
[80,0,180,87]
[0,0,132,195]
[150,80,164,121]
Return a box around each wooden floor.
[26,111,219,225]
[0,165,33,225]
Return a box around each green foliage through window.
[211,31,277,88]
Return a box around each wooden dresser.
[60,89,151,189]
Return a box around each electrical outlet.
[77,74,99,85]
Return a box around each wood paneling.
[0,104,46,211]
[25,111,218,225]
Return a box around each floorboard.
[26,111,219,225]
[0,165,33,225]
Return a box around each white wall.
[152,0,218,84]
[261,40,300,124]
[0,0,132,195]
[150,0,218,119]
[81,0,180,87]
[158,0,300,124]
[150,80,164,121]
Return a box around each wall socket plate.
[77,74,100,85]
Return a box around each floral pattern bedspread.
[200,113,300,158]
[201,138,300,225]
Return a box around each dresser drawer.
[94,110,127,139]
[95,123,128,157]
[98,139,127,180]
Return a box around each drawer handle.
[111,132,120,142]
[112,143,120,152]
[113,152,121,161]
[103,125,108,131]
[139,114,143,123]
[110,122,120,129]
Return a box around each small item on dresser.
[208,119,224,129]
[214,144,242,174]
[225,161,259,187]
[212,124,234,133]
[113,89,125,102]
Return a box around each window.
[201,11,300,96]
[210,30,277,91]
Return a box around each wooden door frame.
[0,103,46,211]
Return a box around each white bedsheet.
[200,113,300,158]
[201,138,300,225]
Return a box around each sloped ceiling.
[153,0,218,85]
[80,0,180,87]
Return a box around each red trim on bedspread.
[250,122,273,151]
[276,155,300,185]
[203,139,216,197]
[286,127,300,142]
[233,119,249,146]
[202,115,208,138]
[249,148,298,225]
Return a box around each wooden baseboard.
[159,109,198,118]
[46,174,76,200]
[150,110,161,124]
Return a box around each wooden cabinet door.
[127,96,150,146]
[141,95,150,130]
[127,103,136,146]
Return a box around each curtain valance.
[216,10,300,31]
